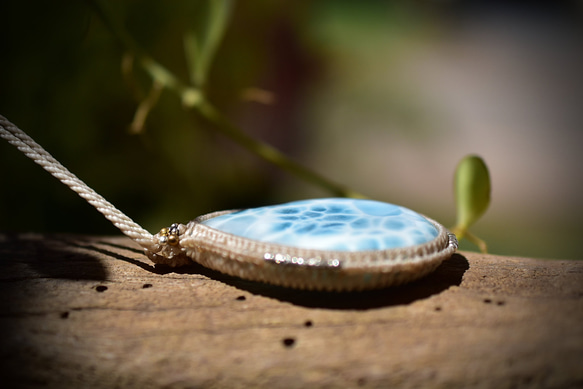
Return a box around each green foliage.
[452,155,491,252]
[184,0,233,88]
[90,0,364,199]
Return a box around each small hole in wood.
[142,284,153,289]
[95,285,108,292]
[304,320,313,327]
[282,338,296,348]
[357,377,367,386]
[497,301,505,306]
[236,295,246,301]
[483,298,492,304]
[434,306,442,312]
[60,311,69,319]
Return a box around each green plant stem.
[464,230,488,253]
[87,0,190,94]
[196,100,366,198]
[88,0,366,199]
[451,226,488,253]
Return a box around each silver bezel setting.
[179,210,458,291]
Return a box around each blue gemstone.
[202,198,439,251]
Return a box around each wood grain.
[0,233,581,388]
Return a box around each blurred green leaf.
[183,31,201,86]
[452,155,491,253]
[184,0,233,87]
[454,155,491,231]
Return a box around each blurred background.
[1,1,582,259]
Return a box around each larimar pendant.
[1,115,458,292]
[156,198,458,291]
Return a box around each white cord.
[0,114,159,252]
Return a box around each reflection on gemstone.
[202,198,439,251]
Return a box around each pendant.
[153,198,458,291]
[0,115,458,292]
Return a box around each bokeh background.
[1,1,582,259]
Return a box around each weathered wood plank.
[0,233,581,388]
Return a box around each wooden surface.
[0,233,581,388]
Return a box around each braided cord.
[0,115,158,252]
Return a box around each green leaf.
[184,0,233,87]
[454,155,491,231]
[183,31,201,86]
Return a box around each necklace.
[0,115,457,291]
